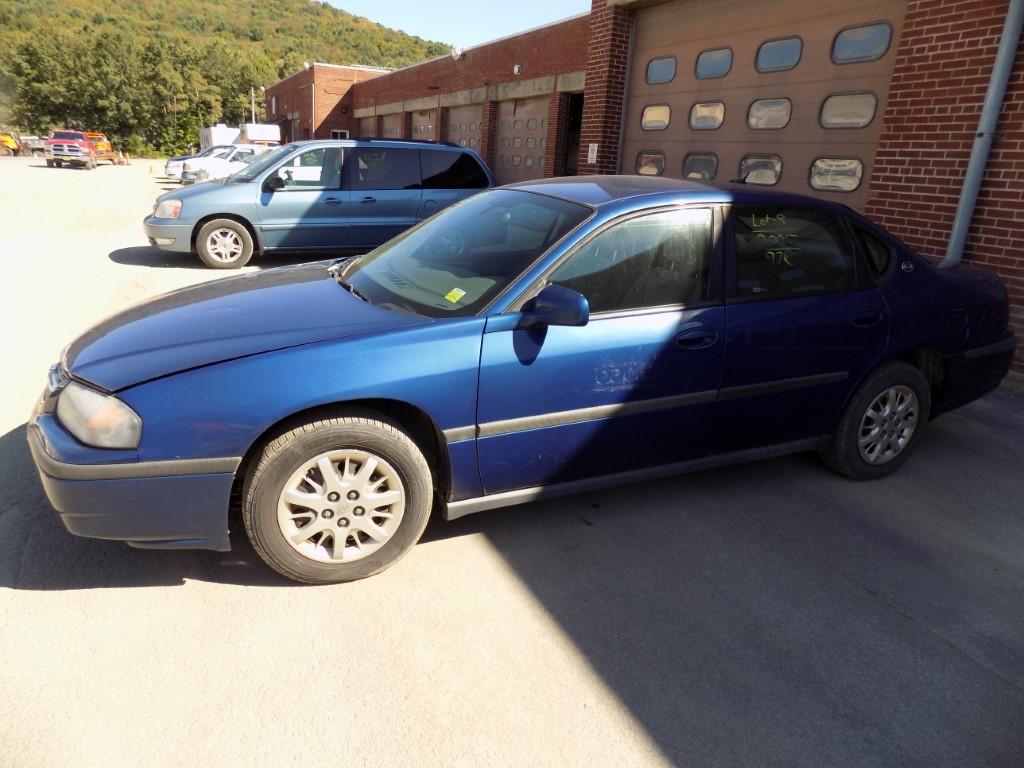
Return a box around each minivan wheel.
[823,361,931,480]
[195,218,254,269]
[243,414,433,584]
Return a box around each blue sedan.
[29,177,1016,583]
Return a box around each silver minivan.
[144,139,494,268]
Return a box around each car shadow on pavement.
[424,389,1024,766]
[108,246,320,271]
[0,424,295,590]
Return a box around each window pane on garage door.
[620,0,905,211]
[495,97,548,185]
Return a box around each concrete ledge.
[488,75,556,102]
[557,71,586,93]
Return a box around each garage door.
[358,116,375,137]
[495,97,549,185]
[621,0,906,210]
[381,113,402,139]
[412,110,437,139]
[447,105,482,151]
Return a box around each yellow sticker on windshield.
[444,288,467,303]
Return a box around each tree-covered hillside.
[0,0,448,154]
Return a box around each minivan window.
[420,150,488,189]
[227,144,294,182]
[268,147,343,190]
[348,147,420,191]
[342,190,590,318]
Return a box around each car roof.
[284,138,468,152]
[505,174,856,214]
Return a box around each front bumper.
[28,409,237,551]
[143,216,193,252]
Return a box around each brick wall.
[577,0,633,174]
[265,64,386,141]
[350,17,589,110]
[865,0,1024,371]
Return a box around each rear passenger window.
[856,227,892,275]
[347,148,420,190]
[732,206,857,299]
[419,150,488,189]
[549,209,712,313]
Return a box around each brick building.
[265,0,1024,369]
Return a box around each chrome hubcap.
[277,450,405,563]
[858,385,919,465]
[205,228,243,262]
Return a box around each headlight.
[56,381,142,449]
[154,199,182,219]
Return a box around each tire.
[822,361,931,480]
[243,413,434,584]
[195,218,254,269]
[45,159,53,167]
[54,160,62,168]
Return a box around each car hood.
[64,262,429,391]
[154,178,231,204]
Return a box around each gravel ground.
[0,156,1022,768]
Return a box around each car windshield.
[227,144,295,182]
[51,131,83,140]
[340,189,592,318]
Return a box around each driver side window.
[548,208,712,313]
[270,147,344,190]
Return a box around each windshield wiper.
[333,274,370,303]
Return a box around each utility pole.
[250,86,256,123]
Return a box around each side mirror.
[264,175,285,192]
[520,284,589,328]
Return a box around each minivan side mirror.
[264,175,285,192]
[520,284,590,328]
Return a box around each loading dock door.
[447,105,483,151]
[495,97,549,185]
[621,0,906,210]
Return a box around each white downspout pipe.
[941,0,1024,267]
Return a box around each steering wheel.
[434,229,466,261]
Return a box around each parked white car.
[181,144,270,185]
[165,145,236,180]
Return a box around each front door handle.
[675,328,719,350]
[851,311,884,329]
[360,196,377,204]
[324,197,343,206]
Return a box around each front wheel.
[822,361,931,480]
[195,218,254,268]
[243,414,434,584]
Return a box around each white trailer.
[199,123,240,150]
[238,123,281,146]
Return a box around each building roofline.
[367,12,591,79]
[267,62,392,89]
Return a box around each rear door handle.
[675,328,719,350]
[360,196,377,204]
[851,311,884,329]
[324,197,343,206]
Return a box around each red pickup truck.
[44,129,98,169]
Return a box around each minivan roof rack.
[357,137,462,148]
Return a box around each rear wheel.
[243,413,434,584]
[195,218,254,269]
[45,159,54,168]
[822,361,931,480]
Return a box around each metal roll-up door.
[358,116,375,137]
[495,97,549,185]
[412,110,437,139]
[381,113,402,139]
[446,105,482,151]
[622,0,906,210]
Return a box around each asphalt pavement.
[1,157,1022,767]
